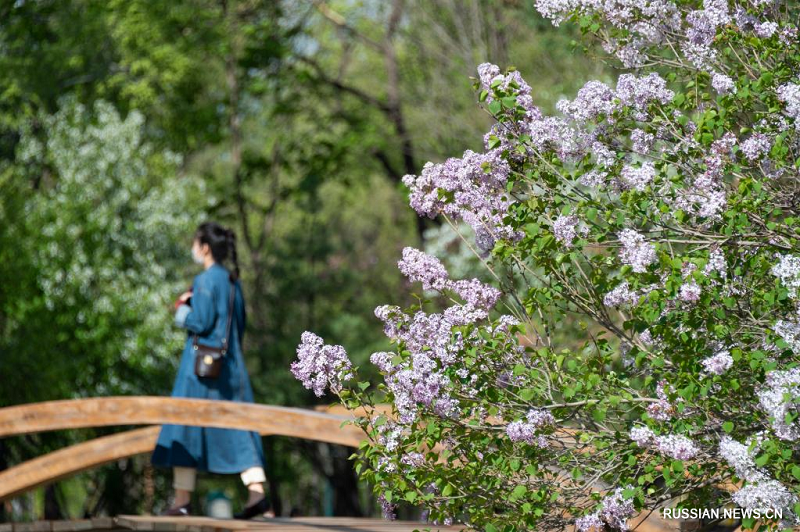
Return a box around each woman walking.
[151,222,272,519]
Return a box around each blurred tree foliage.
[0,0,603,521]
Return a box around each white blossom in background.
[17,95,208,388]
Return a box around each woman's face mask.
[191,241,205,264]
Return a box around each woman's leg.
[240,466,273,513]
[171,466,196,507]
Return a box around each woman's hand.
[174,290,193,310]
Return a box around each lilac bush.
[291,0,800,529]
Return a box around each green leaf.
[510,485,528,500]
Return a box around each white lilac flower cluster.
[290,331,354,397]
[575,486,637,532]
[629,426,700,460]
[618,229,657,273]
[505,408,555,447]
[756,367,800,441]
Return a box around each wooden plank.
[115,516,466,532]
[51,520,95,532]
[88,519,114,531]
[114,517,154,531]
[0,405,364,502]
[12,522,51,532]
[0,397,365,447]
[0,428,160,501]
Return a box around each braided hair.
[194,222,240,281]
[226,228,240,282]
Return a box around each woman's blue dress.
[150,262,266,474]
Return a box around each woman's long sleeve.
[175,278,217,336]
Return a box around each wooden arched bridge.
[0,396,368,501]
[0,397,726,531]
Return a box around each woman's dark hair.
[194,221,240,281]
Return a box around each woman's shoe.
[160,501,192,516]
[233,496,270,520]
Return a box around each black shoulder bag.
[193,277,235,379]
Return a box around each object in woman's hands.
[193,279,235,379]
[174,287,193,310]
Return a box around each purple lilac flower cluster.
[402,149,522,244]
[700,349,733,375]
[719,435,768,483]
[630,129,655,154]
[703,248,727,277]
[619,161,656,191]
[397,247,502,315]
[377,493,397,520]
[603,281,639,307]
[618,229,657,273]
[773,319,800,353]
[478,63,674,171]
[477,63,540,122]
[711,72,736,95]
[678,279,702,303]
[672,132,736,222]
[740,133,772,163]
[771,254,800,299]
[505,408,555,447]
[575,486,637,532]
[372,250,508,424]
[732,481,798,521]
[553,214,589,248]
[719,434,799,525]
[629,426,699,460]
[397,247,449,291]
[646,380,675,421]
[290,331,353,397]
[777,82,800,131]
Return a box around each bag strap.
[192,275,236,355]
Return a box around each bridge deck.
[0,516,465,532]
